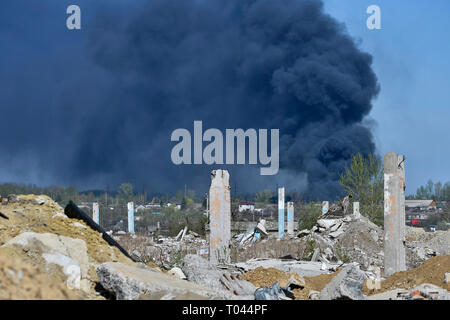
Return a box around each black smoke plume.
[0,0,379,199]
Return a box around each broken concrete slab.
[234,258,342,278]
[168,267,187,280]
[329,229,345,239]
[317,219,339,230]
[319,264,367,300]
[297,229,310,238]
[182,254,256,297]
[311,248,320,262]
[97,262,227,300]
[330,222,343,232]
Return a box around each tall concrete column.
[209,169,231,265]
[353,202,360,219]
[322,201,329,215]
[127,202,135,234]
[278,187,285,239]
[384,152,406,277]
[93,202,99,224]
[287,202,294,236]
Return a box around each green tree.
[339,153,383,226]
[298,202,322,230]
[435,181,442,201]
[254,189,274,205]
[181,197,188,210]
[118,183,133,203]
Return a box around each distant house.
[135,205,146,212]
[238,201,255,212]
[405,200,436,210]
[405,200,437,223]
[135,203,163,212]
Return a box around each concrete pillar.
[287,202,294,236]
[353,202,360,219]
[127,202,135,234]
[384,152,406,277]
[278,187,285,239]
[92,202,99,224]
[209,169,231,264]
[322,201,329,215]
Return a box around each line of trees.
[407,179,450,201]
[0,182,203,207]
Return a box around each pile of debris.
[233,211,450,274]
[405,226,450,268]
[113,228,208,269]
[233,219,269,246]
[232,214,384,269]
[307,214,384,269]
[0,194,227,300]
[240,263,369,300]
[363,255,450,297]
[0,194,135,298]
[238,255,450,300]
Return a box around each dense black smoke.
[0,0,379,199]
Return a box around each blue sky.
[324,0,450,195]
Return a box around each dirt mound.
[0,194,136,298]
[241,266,340,300]
[363,255,450,295]
[0,195,133,265]
[241,267,300,288]
[0,247,78,299]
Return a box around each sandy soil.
[241,266,341,300]
[363,255,450,295]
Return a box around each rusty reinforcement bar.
[64,200,137,262]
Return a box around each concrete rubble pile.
[0,192,449,300]
[233,219,269,246]
[181,254,256,299]
[405,226,450,268]
[237,256,450,300]
[0,194,235,300]
[114,229,208,269]
[0,194,135,299]
[298,214,385,270]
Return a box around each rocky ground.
[235,213,450,272]
[115,231,207,269]
[0,194,448,300]
[0,194,217,300]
